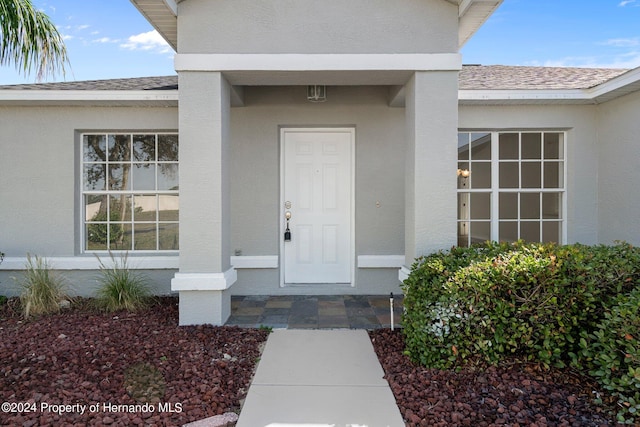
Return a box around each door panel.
[282,129,353,284]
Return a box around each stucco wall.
[597,91,640,245]
[0,106,178,257]
[178,0,458,54]
[229,85,405,294]
[458,104,600,245]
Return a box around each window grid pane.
[457,189,492,246]
[458,131,565,247]
[82,133,179,252]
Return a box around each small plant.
[0,250,4,285]
[95,252,151,312]
[0,249,5,304]
[124,362,166,403]
[18,254,71,318]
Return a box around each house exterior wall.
[0,87,409,298]
[229,85,405,295]
[597,90,640,245]
[0,105,178,296]
[404,71,459,265]
[459,103,600,245]
[177,0,458,54]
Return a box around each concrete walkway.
[236,329,405,427]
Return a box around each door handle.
[284,211,292,242]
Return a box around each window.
[82,133,179,252]
[457,131,565,247]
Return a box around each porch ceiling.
[218,70,416,86]
[130,0,502,52]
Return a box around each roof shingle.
[0,66,632,92]
[0,75,178,91]
[459,65,629,90]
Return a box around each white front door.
[281,128,354,284]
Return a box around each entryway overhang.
[175,53,462,86]
[174,53,462,107]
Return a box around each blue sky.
[1,0,639,85]
[462,0,640,69]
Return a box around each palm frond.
[0,0,70,81]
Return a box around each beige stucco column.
[171,71,236,325]
[401,71,459,279]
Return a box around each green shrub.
[401,241,640,370]
[18,254,71,318]
[95,252,151,312]
[401,241,640,423]
[581,288,640,424]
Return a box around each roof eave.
[457,0,503,48]
[458,89,596,105]
[588,67,640,104]
[130,0,178,51]
[0,89,179,107]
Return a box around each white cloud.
[59,23,91,34]
[93,37,118,44]
[120,30,172,54]
[619,0,637,6]
[62,34,73,41]
[601,38,640,47]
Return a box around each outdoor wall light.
[457,168,471,178]
[307,85,327,102]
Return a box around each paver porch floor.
[226,294,404,329]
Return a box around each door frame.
[279,126,356,287]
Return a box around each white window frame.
[457,131,568,246]
[80,132,179,254]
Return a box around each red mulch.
[370,329,620,427]
[0,297,268,427]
